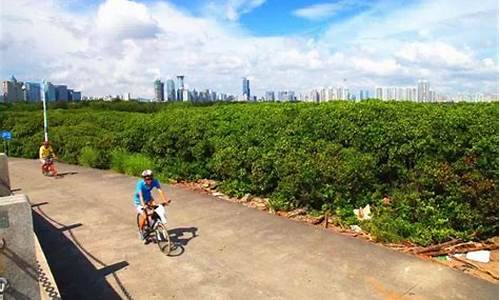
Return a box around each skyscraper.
[166,79,176,101]
[71,91,82,101]
[24,82,41,102]
[154,79,164,101]
[310,90,320,102]
[182,89,190,102]
[418,80,430,102]
[176,75,185,89]
[265,91,275,101]
[55,85,68,101]
[242,77,250,101]
[376,87,383,100]
[2,76,24,102]
[176,75,185,101]
[43,81,56,102]
[320,88,327,102]
[411,88,417,101]
[328,88,337,100]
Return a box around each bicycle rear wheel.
[49,164,58,176]
[154,223,171,254]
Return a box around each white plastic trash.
[465,250,491,263]
[353,204,372,221]
[350,225,362,233]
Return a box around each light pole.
[42,96,48,142]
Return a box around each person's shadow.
[55,171,79,179]
[168,227,198,257]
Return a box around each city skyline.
[1,76,82,102]
[1,74,496,103]
[0,0,498,98]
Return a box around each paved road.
[9,158,499,300]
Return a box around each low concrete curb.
[0,194,40,300]
[34,233,61,300]
[0,154,10,197]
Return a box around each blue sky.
[1,0,498,98]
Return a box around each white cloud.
[0,0,497,98]
[293,1,362,20]
[395,42,473,68]
[95,0,161,41]
[206,0,266,21]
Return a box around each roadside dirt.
[174,179,499,284]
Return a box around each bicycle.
[42,158,58,177]
[137,203,171,254]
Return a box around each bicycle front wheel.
[154,223,171,255]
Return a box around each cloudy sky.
[0,0,498,98]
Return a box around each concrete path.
[9,158,499,300]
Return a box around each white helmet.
[141,169,153,178]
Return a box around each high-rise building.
[176,75,184,89]
[154,79,164,101]
[310,90,320,102]
[360,90,364,100]
[417,80,430,102]
[320,88,327,102]
[397,88,404,101]
[405,87,412,101]
[182,89,190,102]
[24,82,41,102]
[72,91,82,101]
[344,88,350,100]
[265,91,275,101]
[55,85,68,101]
[176,75,185,101]
[429,90,436,102]
[166,79,176,101]
[67,89,82,101]
[2,76,24,102]
[386,87,394,100]
[327,88,337,100]
[43,81,56,102]
[242,77,250,101]
[376,87,383,100]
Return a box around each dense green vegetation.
[1,100,498,245]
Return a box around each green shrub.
[79,146,110,169]
[2,101,498,246]
[122,153,154,177]
[79,146,99,167]
[110,148,128,173]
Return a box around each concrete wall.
[0,154,10,197]
[0,194,41,300]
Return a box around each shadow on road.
[168,227,198,257]
[56,171,79,178]
[32,209,131,299]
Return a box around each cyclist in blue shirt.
[134,170,170,241]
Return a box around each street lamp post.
[42,97,48,142]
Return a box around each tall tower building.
[154,79,164,101]
[176,75,185,89]
[418,80,430,102]
[176,75,185,101]
[166,79,176,101]
[2,76,24,102]
[265,91,275,101]
[55,85,68,101]
[376,87,383,100]
[43,81,56,102]
[242,77,250,101]
[25,82,41,102]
